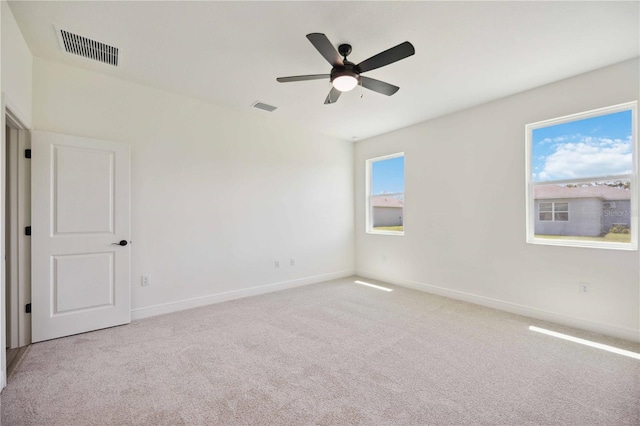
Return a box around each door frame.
[5,109,31,349]
[1,94,31,391]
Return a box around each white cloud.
[538,136,632,181]
[538,134,580,146]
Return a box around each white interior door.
[31,131,130,342]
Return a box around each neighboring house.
[372,195,403,227]
[534,185,630,236]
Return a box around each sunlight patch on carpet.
[529,326,640,360]
[354,280,393,292]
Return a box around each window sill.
[527,237,637,251]
[367,230,404,236]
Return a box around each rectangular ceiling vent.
[252,101,277,112]
[58,28,119,66]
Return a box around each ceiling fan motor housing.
[330,61,360,84]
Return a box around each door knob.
[111,240,128,246]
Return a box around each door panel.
[53,252,114,314]
[31,131,130,342]
[54,145,115,234]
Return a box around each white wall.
[1,1,33,126]
[355,58,640,341]
[33,58,354,317]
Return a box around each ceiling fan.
[277,33,415,104]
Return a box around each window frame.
[366,152,405,236]
[525,101,638,250]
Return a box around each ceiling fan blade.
[277,74,330,83]
[307,33,344,67]
[360,76,400,96]
[357,41,415,73]
[324,87,342,104]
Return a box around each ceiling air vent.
[57,28,119,66]
[252,101,277,112]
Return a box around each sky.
[372,155,404,194]
[532,109,633,182]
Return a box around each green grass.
[535,233,631,243]
[373,226,404,232]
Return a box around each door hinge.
[25,303,31,313]
[25,149,31,159]
[25,226,31,236]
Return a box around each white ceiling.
[8,1,640,142]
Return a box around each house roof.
[372,195,404,208]
[534,185,630,201]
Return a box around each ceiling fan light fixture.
[332,71,359,92]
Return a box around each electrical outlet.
[579,282,590,293]
[141,275,150,286]
[290,258,295,267]
[275,260,280,269]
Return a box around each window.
[526,102,637,250]
[366,153,404,235]
[539,202,568,222]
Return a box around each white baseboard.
[356,270,640,343]
[131,269,355,321]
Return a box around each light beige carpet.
[2,276,639,425]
